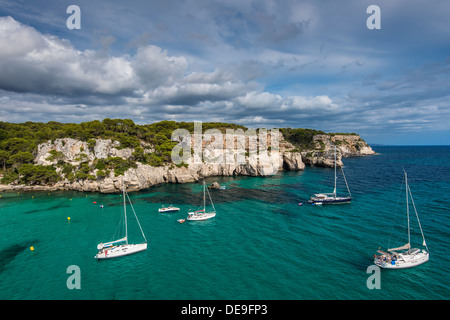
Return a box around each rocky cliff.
[301,134,375,167]
[0,131,374,193]
[1,131,304,192]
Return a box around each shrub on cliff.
[280,128,325,149]
[18,164,59,185]
[96,157,138,177]
[7,151,34,168]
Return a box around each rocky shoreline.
[0,132,375,193]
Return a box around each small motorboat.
[177,219,186,224]
[158,205,180,213]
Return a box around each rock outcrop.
[0,130,374,193]
[208,182,222,189]
[301,134,375,167]
[35,138,134,166]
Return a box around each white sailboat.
[95,183,147,259]
[374,171,429,269]
[309,145,352,205]
[186,179,216,221]
[158,204,180,213]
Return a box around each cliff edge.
[0,121,374,193]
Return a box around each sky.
[0,0,449,145]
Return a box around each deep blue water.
[0,146,449,299]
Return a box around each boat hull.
[187,212,216,221]
[95,243,147,259]
[375,251,429,269]
[309,197,352,205]
[158,208,180,213]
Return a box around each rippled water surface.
[0,146,449,299]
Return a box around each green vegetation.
[0,119,248,185]
[18,164,59,185]
[329,132,358,136]
[279,128,325,150]
[46,150,65,162]
[0,119,360,186]
[94,157,138,177]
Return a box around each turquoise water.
[0,146,449,299]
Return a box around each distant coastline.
[0,119,375,193]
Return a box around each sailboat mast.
[405,171,410,247]
[206,182,216,212]
[334,145,337,197]
[203,179,206,211]
[123,183,128,245]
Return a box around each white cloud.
[131,45,187,88]
[0,16,190,96]
[0,16,45,57]
[236,92,282,109]
[0,16,138,95]
[285,95,337,112]
[0,17,347,126]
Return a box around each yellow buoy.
[67,217,71,222]
[30,246,34,251]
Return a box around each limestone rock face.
[35,138,134,166]
[2,130,377,192]
[331,134,376,157]
[301,134,375,168]
[283,152,306,170]
[100,178,116,193]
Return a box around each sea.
[0,146,449,300]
